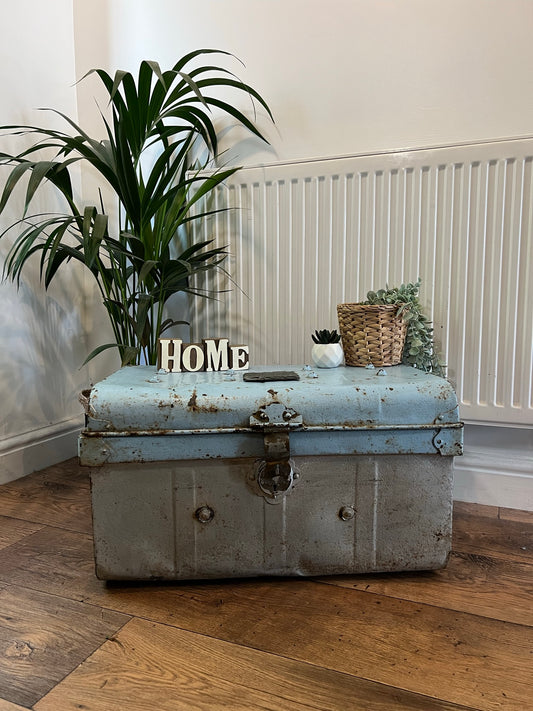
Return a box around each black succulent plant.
[312,329,341,344]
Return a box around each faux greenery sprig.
[312,329,341,344]
[365,279,445,376]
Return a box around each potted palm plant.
[0,49,273,366]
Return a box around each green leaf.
[120,346,141,366]
[138,259,158,284]
[0,161,34,213]
[81,342,121,367]
[160,318,189,334]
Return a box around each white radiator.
[189,139,533,427]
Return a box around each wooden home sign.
[158,338,250,373]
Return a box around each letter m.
[204,338,229,371]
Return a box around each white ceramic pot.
[311,342,344,368]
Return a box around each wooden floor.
[0,460,531,710]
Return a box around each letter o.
[182,344,205,372]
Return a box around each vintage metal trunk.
[79,364,463,581]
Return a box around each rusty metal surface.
[79,427,463,465]
[83,365,460,432]
[79,365,463,465]
[82,364,461,580]
[89,454,454,581]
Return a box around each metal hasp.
[250,402,302,502]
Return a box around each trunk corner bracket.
[433,428,464,456]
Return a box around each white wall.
[1,0,531,504]
[0,0,91,483]
[73,0,533,163]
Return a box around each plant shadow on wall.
[0,271,87,435]
[0,50,273,366]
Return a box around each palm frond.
[0,49,273,365]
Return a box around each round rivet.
[339,505,355,521]
[195,506,215,523]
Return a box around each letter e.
[230,345,250,370]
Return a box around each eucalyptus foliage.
[0,49,273,365]
[365,279,445,375]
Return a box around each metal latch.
[256,459,296,500]
[250,402,302,429]
[250,402,301,503]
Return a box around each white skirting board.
[453,424,533,511]
[453,456,533,511]
[0,416,83,485]
[0,420,531,512]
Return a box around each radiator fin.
[189,141,533,426]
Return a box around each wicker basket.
[337,303,407,367]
